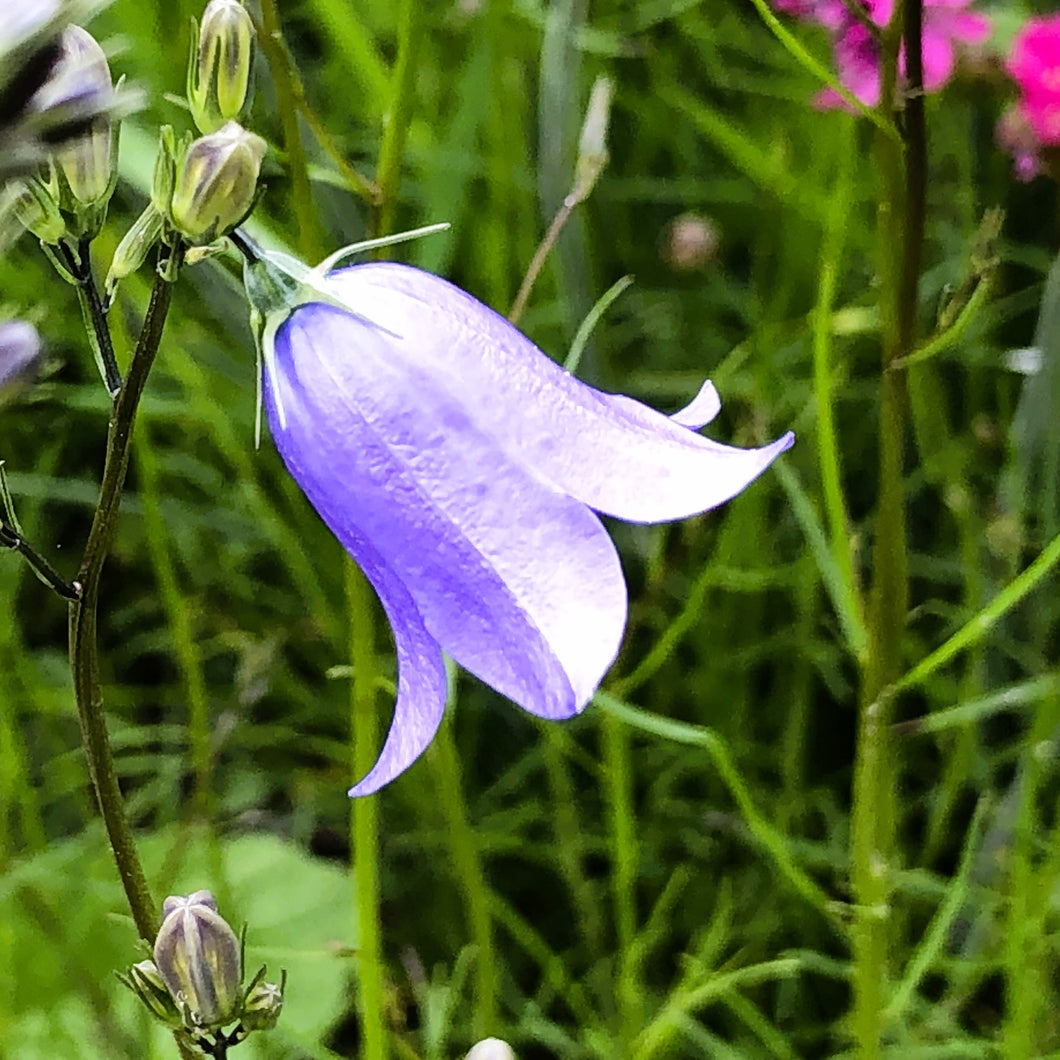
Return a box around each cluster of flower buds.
[120,890,285,1052]
[107,0,263,298]
[4,16,128,249]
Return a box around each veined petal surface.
[266,300,628,737]
[316,263,793,522]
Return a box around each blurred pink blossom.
[996,107,1042,182]
[772,0,991,109]
[1006,15,1060,146]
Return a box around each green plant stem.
[256,0,323,260]
[134,423,212,822]
[812,113,866,663]
[851,1,923,1053]
[602,710,638,1052]
[373,0,422,240]
[60,239,122,395]
[429,712,498,1039]
[68,256,179,945]
[0,522,80,599]
[347,561,387,1060]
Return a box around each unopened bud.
[169,121,265,243]
[465,1039,517,1060]
[106,204,164,301]
[188,0,255,134]
[35,25,115,206]
[240,978,284,1032]
[14,179,64,244]
[123,959,184,1029]
[570,75,612,204]
[153,890,242,1030]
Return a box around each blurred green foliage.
[2,0,1060,1058]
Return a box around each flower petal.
[317,264,792,523]
[266,299,628,733]
[344,535,448,797]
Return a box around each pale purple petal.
[0,321,41,388]
[667,380,721,429]
[266,297,628,730]
[343,535,448,797]
[317,264,792,524]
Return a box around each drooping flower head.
[772,0,990,109]
[240,233,793,796]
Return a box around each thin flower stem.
[346,560,387,1060]
[508,198,574,327]
[812,114,866,663]
[602,709,639,1053]
[60,238,122,395]
[373,0,423,240]
[429,713,498,1039]
[275,49,379,205]
[0,522,80,599]
[256,0,323,261]
[68,251,180,944]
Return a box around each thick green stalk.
[347,562,387,1060]
[68,260,177,944]
[851,1,922,1055]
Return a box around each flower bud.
[240,978,284,1032]
[34,25,115,206]
[153,890,242,1030]
[13,179,65,244]
[123,959,184,1029]
[188,0,255,134]
[570,75,612,204]
[465,1039,517,1060]
[106,203,164,301]
[169,121,265,244]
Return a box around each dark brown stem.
[900,0,926,354]
[68,248,180,943]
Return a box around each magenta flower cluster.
[999,15,1060,181]
[774,0,990,109]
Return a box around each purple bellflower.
[240,233,793,796]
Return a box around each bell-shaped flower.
[240,237,793,796]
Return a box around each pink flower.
[771,0,847,30]
[1006,15,1060,146]
[996,107,1042,182]
[796,0,992,109]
